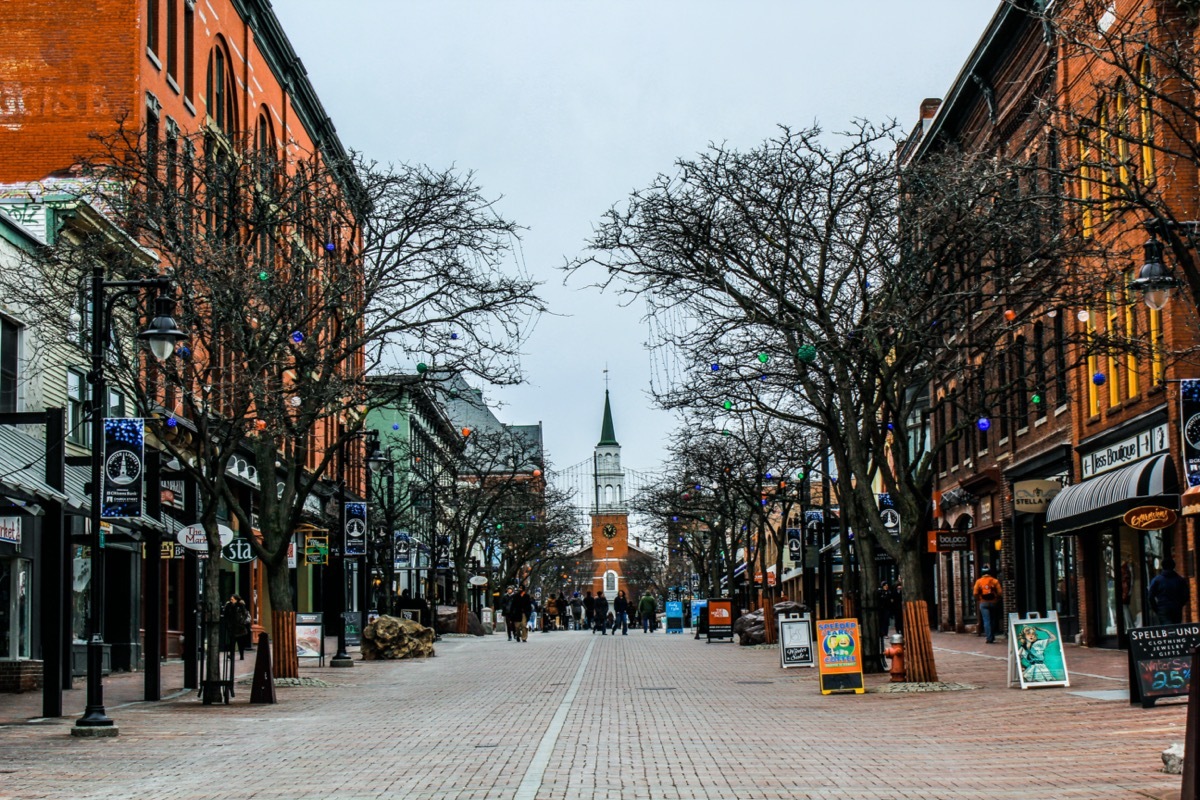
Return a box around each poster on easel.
[779,615,814,668]
[815,618,865,694]
[1007,611,1069,689]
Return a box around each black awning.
[1046,454,1178,535]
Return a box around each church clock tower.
[591,390,630,598]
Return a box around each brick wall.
[0,660,43,693]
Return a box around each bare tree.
[6,124,543,682]
[575,123,1109,681]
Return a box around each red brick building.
[0,0,353,674]
[907,0,1200,649]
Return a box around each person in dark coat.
[1150,557,1190,624]
[501,587,516,641]
[512,586,533,642]
[593,591,609,635]
[583,591,596,631]
[558,593,570,631]
[613,590,630,635]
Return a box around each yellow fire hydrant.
[884,633,906,683]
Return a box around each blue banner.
[102,418,143,519]
[665,600,684,633]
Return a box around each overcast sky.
[273,0,1001,478]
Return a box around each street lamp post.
[1129,235,1182,311]
[74,268,185,738]
[364,430,391,621]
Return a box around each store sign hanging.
[0,517,20,545]
[1123,506,1178,531]
[102,418,144,519]
[936,531,971,551]
[176,523,235,551]
[1012,480,1062,514]
[344,502,367,557]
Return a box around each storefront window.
[1141,529,1165,625]
[0,559,33,659]
[1120,530,1146,630]
[72,545,92,643]
[1100,533,1118,637]
[1052,537,1078,640]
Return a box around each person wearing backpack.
[972,565,1003,644]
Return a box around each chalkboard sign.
[1127,623,1200,707]
[692,600,708,639]
[343,611,363,647]
[779,616,814,668]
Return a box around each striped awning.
[1046,455,1178,535]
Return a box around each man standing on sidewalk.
[972,566,1003,644]
[1150,557,1189,624]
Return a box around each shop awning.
[1046,454,1178,535]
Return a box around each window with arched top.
[604,485,614,504]
[206,41,237,135]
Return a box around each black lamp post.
[74,269,185,737]
[364,430,391,620]
[1129,236,1182,311]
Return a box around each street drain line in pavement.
[514,637,596,800]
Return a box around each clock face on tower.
[602,523,617,539]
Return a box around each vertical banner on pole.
[785,528,802,569]
[344,502,367,556]
[102,418,144,519]
[1181,379,1200,487]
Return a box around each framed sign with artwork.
[1007,612,1070,689]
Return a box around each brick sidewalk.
[0,628,1186,799]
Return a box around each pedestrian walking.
[544,595,558,631]
[584,591,596,631]
[570,593,583,630]
[972,566,1003,644]
[513,586,533,643]
[593,591,609,635]
[1150,557,1190,624]
[638,591,657,633]
[613,590,629,635]
[558,593,570,631]
[221,594,251,660]
[501,587,516,641]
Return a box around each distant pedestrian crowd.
[498,587,661,641]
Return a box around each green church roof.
[598,390,619,446]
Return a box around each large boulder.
[361,615,435,660]
[434,605,487,636]
[735,601,810,646]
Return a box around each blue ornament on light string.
[450,332,459,340]
[392,423,400,431]
[325,242,336,252]
[711,363,720,372]
[977,417,991,432]
[1092,372,1107,386]
[290,330,305,344]
[166,417,177,429]
[176,344,191,358]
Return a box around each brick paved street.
[0,630,1187,800]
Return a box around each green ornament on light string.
[796,344,817,364]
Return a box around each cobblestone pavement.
[0,629,1187,800]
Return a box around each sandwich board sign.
[779,614,814,668]
[815,618,865,694]
[1007,611,1070,690]
[706,599,734,642]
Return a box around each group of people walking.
[500,586,660,641]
